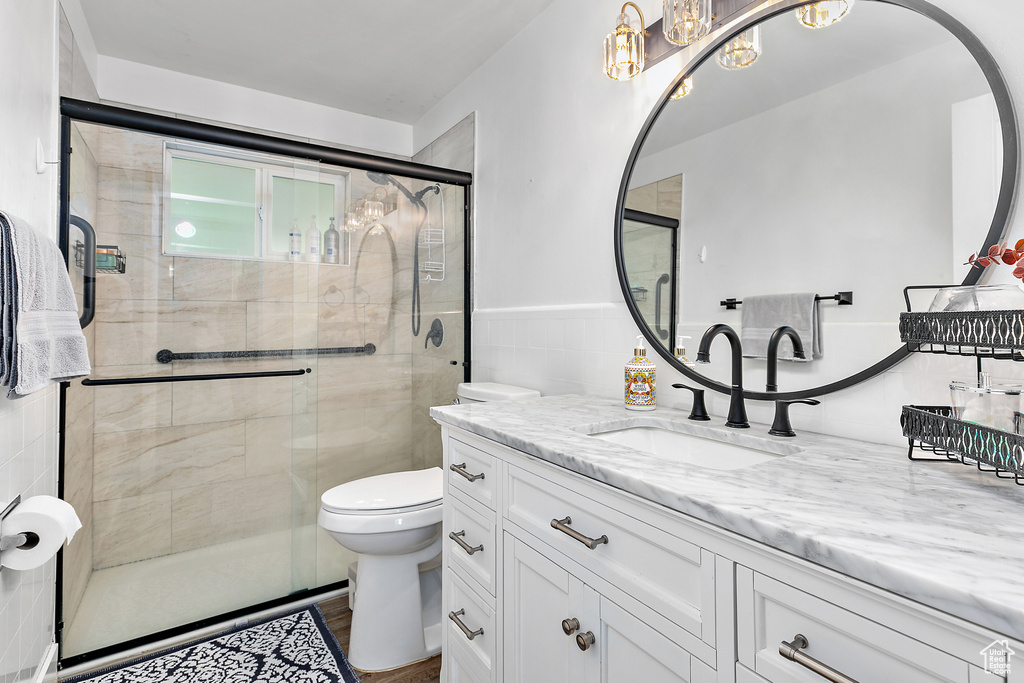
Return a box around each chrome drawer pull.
[562,618,580,635]
[551,516,609,550]
[450,462,485,482]
[576,631,596,651]
[449,609,484,641]
[449,530,483,555]
[780,634,860,683]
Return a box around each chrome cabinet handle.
[449,530,483,555]
[550,516,608,550]
[780,634,860,683]
[450,463,484,482]
[562,618,580,635]
[576,631,596,651]
[448,609,484,641]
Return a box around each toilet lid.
[321,467,443,514]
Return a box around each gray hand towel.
[0,211,91,397]
[740,293,822,361]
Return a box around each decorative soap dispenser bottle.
[625,335,656,411]
[674,326,696,368]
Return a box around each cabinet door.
[599,596,695,683]
[503,534,593,683]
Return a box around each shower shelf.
[419,225,445,282]
[74,241,126,274]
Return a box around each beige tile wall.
[64,118,470,591]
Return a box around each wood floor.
[320,596,442,683]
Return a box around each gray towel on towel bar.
[0,211,91,397]
[740,293,822,361]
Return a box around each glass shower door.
[60,121,327,658]
[59,113,469,664]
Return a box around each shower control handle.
[448,609,484,641]
[449,530,483,555]
[450,463,484,482]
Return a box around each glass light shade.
[663,0,712,46]
[367,222,387,236]
[670,76,693,99]
[796,0,853,28]
[717,26,761,69]
[364,192,384,222]
[344,211,359,233]
[604,13,645,81]
[353,199,366,226]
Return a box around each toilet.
[318,382,539,672]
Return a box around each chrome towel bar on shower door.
[81,368,309,386]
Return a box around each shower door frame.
[56,98,473,668]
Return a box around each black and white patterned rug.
[65,606,360,683]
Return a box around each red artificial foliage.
[965,241,1024,279]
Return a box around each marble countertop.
[430,395,1024,640]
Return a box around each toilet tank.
[455,382,540,404]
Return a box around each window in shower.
[163,143,350,264]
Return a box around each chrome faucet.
[696,324,748,428]
[765,325,819,437]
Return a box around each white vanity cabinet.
[438,425,1021,683]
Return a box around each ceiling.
[638,1,984,159]
[79,0,556,124]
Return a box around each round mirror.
[616,0,1018,400]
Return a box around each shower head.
[366,171,391,186]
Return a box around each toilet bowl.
[318,468,443,672]
[319,382,540,672]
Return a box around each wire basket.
[901,405,1024,484]
[899,310,1024,361]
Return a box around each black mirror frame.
[615,0,1020,402]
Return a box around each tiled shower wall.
[410,113,474,469]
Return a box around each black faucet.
[671,384,711,421]
[770,399,820,437]
[696,324,748,428]
[766,326,805,392]
[765,326,818,436]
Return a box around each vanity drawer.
[448,438,498,510]
[736,568,994,682]
[446,492,497,598]
[505,463,714,642]
[447,570,498,682]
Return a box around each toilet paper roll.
[0,495,82,571]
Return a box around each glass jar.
[927,284,1024,312]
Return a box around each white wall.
[0,0,62,680]
[96,57,415,158]
[415,0,1024,447]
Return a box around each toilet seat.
[318,503,442,535]
[321,467,442,514]
[319,468,443,535]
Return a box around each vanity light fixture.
[670,76,693,99]
[663,0,712,46]
[717,26,761,69]
[604,2,646,81]
[796,0,853,28]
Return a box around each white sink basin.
[575,418,802,471]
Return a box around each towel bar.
[720,291,853,310]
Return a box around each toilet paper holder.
[0,496,39,566]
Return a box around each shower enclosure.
[57,100,470,665]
